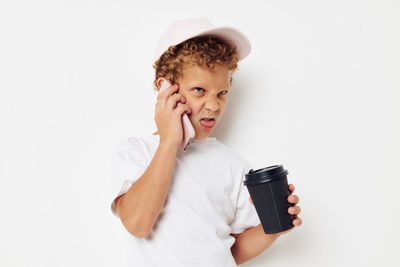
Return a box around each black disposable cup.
[244,165,295,234]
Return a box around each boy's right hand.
[154,83,192,148]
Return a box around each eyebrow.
[191,84,230,92]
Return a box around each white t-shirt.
[109,134,260,267]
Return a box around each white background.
[1,0,399,266]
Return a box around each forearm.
[119,141,178,237]
[231,224,281,265]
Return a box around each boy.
[110,17,302,266]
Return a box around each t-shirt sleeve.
[230,161,261,234]
[109,138,147,218]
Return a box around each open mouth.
[200,118,215,129]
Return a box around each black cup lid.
[244,165,288,186]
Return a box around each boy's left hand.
[249,183,302,236]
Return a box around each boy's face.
[176,64,231,140]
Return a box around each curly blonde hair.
[152,35,239,92]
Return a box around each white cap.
[153,17,252,63]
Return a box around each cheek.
[186,99,200,110]
[219,101,227,112]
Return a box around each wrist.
[158,141,179,152]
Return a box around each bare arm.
[230,224,281,265]
[230,185,302,265]
[114,79,191,238]
[115,141,178,238]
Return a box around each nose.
[205,96,219,112]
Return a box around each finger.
[287,195,299,204]
[288,206,301,215]
[175,103,191,115]
[167,94,185,110]
[158,84,179,102]
[293,217,302,226]
[157,83,178,98]
[289,184,295,194]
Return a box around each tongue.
[200,119,215,127]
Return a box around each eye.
[194,87,204,93]
[193,87,229,95]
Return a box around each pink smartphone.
[158,79,196,152]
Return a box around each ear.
[156,78,165,90]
